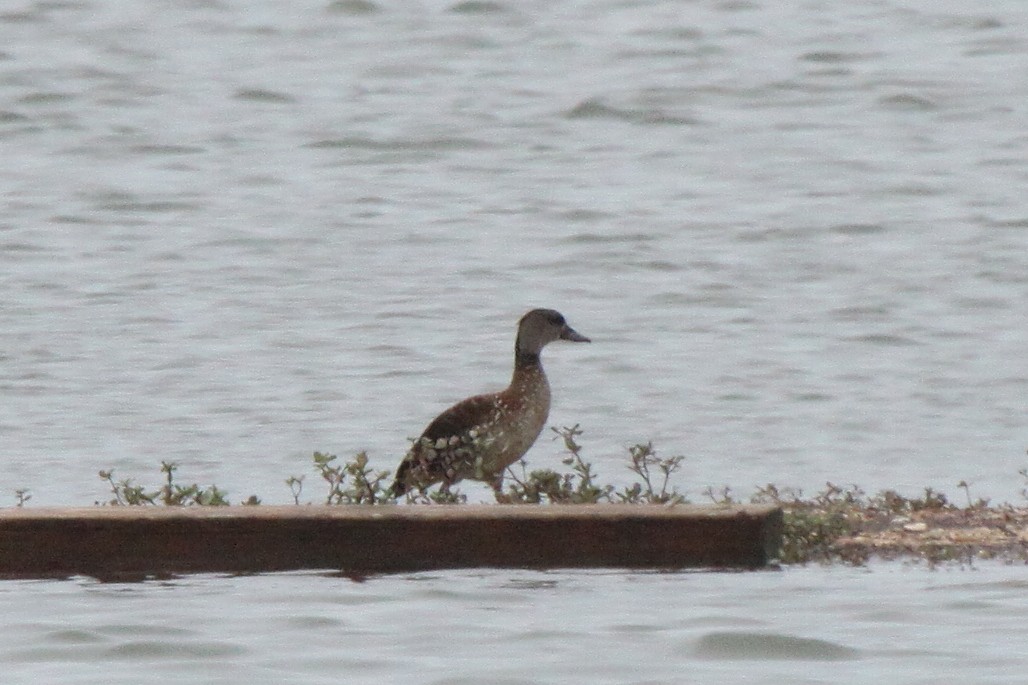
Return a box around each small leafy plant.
[502,425,686,505]
[617,440,686,505]
[502,425,612,503]
[97,461,233,506]
[310,451,392,505]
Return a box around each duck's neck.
[514,350,541,371]
[511,347,549,398]
[513,334,543,375]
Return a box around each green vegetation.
[309,450,391,505]
[97,461,240,507]
[8,427,1026,566]
[500,425,686,505]
[739,482,1019,566]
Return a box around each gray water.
[3,566,1028,685]
[2,0,1027,681]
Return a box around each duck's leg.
[489,473,506,499]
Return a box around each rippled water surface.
[2,565,1028,685]
[3,0,1026,504]
[2,0,1027,680]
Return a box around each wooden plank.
[0,504,782,579]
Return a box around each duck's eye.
[549,313,565,326]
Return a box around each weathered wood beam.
[0,504,782,579]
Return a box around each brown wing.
[391,393,500,496]
[419,393,498,443]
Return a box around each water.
[1,0,1027,680]
[2,565,1028,685]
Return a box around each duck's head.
[515,308,590,357]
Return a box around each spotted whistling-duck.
[391,308,590,497]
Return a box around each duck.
[391,308,590,498]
